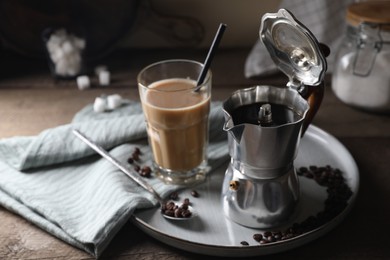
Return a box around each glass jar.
[332,1,390,114]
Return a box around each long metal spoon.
[72,129,195,220]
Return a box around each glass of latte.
[138,59,211,185]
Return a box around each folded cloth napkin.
[245,0,354,78]
[0,100,229,258]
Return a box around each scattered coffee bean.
[181,203,188,210]
[259,239,269,244]
[253,233,263,242]
[191,190,199,198]
[263,231,272,237]
[252,165,353,245]
[274,232,282,240]
[130,147,141,161]
[183,198,190,205]
[132,152,139,161]
[240,241,249,246]
[134,147,141,155]
[268,236,276,242]
[140,166,151,178]
[128,147,154,178]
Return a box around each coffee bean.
[174,208,183,218]
[259,239,269,244]
[253,233,263,242]
[134,147,141,155]
[181,209,192,218]
[268,236,276,242]
[164,209,174,217]
[253,165,353,245]
[183,198,190,205]
[274,233,282,240]
[191,190,199,197]
[141,166,151,178]
[127,157,134,164]
[132,152,139,161]
[161,201,193,219]
[240,241,249,246]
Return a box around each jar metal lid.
[260,9,327,88]
[347,1,390,28]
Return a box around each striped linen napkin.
[0,100,228,258]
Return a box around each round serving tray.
[132,125,359,257]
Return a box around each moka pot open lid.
[260,9,327,88]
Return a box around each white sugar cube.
[107,94,122,110]
[98,70,110,86]
[93,97,107,113]
[76,75,90,90]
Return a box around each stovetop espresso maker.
[221,9,328,228]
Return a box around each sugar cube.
[98,70,110,86]
[93,97,107,113]
[107,94,122,110]
[76,75,90,90]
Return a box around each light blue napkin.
[0,100,228,258]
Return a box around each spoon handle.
[72,129,164,205]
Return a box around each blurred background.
[0,0,280,59]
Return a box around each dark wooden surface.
[0,49,389,259]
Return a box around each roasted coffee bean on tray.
[240,241,249,246]
[191,190,199,198]
[253,233,263,242]
[250,165,353,245]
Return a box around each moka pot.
[221,9,328,228]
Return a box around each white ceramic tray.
[131,125,359,257]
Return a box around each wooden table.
[0,49,389,259]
